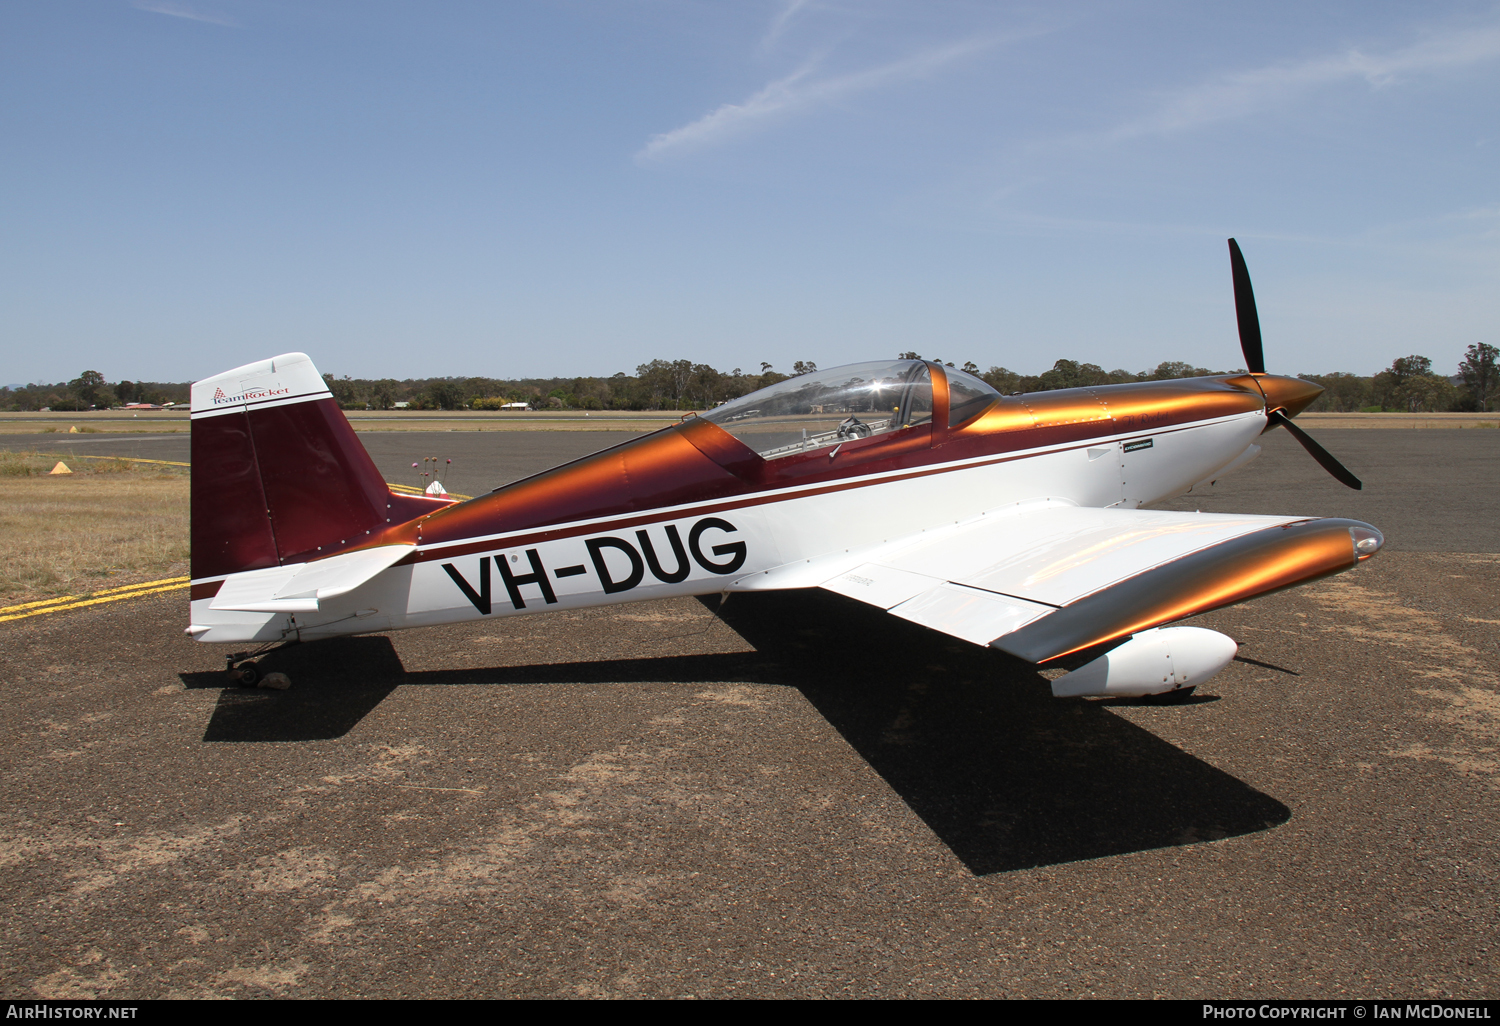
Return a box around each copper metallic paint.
[999,518,1362,663]
[1090,377,1266,432]
[408,426,748,552]
[937,376,1264,466]
[930,361,951,442]
[1255,374,1325,418]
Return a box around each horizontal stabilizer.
[209,544,413,613]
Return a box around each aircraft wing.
[740,503,1376,664]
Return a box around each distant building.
[393,402,410,409]
[123,402,163,410]
[500,402,530,410]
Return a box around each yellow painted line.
[0,576,190,615]
[0,579,190,624]
[0,584,189,622]
[34,453,191,468]
[388,482,472,500]
[0,575,190,615]
[17,451,460,494]
[0,595,91,614]
[86,575,190,597]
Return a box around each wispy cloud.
[638,36,999,161]
[1098,20,1500,144]
[132,1,238,28]
[762,0,815,49]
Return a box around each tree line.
[972,344,1498,414]
[0,371,190,412]
[4,344,1495,413]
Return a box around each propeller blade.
[1228,238,1266,374]
[1268,409,1362,490]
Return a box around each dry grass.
[0,453,188,606]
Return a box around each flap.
[888,584,1052,647]
[822,563,943,609]
[210,544,414,613]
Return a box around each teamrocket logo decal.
[212,384,292,405]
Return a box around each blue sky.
[3,1,1496,384]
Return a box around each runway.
[0,429,1496,997]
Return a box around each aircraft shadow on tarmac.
[179,589,1289,875]
[180,639,405,744]
[700,591,1290,875]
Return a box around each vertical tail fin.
[190,352,445,581]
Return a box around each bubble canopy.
[698,359,996,460]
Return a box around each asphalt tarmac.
[0,430,1496,998]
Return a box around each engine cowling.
[1050,626,1238,698]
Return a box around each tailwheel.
[231,661,260,686]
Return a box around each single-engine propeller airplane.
[188,240,1381,698]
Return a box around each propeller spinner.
[1228,238,1362,490]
